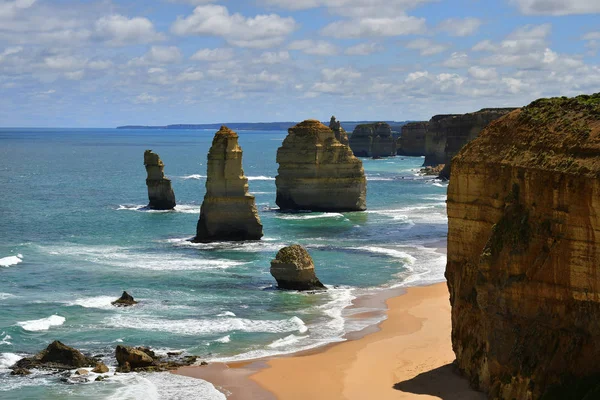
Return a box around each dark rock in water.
[111,291,138,307]
[270,245,326,291]
[95,375,107,382]
[144,150,176,210]
[92,362,109,374]
[13,341,96,371]
[115,346,154,371]
[200,361,209,366]
[167,352,183,357]
[194,126,263,243]
[10,368,31,376]
[276,120,367,212]
[75,368,89,376]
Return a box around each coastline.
[175,280,483,399]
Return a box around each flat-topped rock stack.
[194,126,263,242]
[329,116,349,146]
[270,245,326,291]
[349,122,396,158]
[144,150,176,210]
[276,119,367,212]
[446,94,600,399]
[397,121,428,156]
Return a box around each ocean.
[0,128,448,399]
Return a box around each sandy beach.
[176,282,484,399]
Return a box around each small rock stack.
[270,245,326,291]
[144,150,176,210]
[329,116,349,146]
[194,126,263,242]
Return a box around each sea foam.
[17,315,66,332]
[0,254,23,267]
[0,353,22,371]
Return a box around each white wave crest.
[17,315,66,332]
[214,335,231,344]
[0,293,14,300]
[0,332,12,346]
[117,204,198,214]
[349,246,416,264]
[105,315,307,336]
[0,254,23,267]
[247,176,275,181]
[180,174,206,180]
[217,311,236,317]
[276,212,345,221]
[67,296,116,310]
[267,334,308,349]
[0,353,22,371]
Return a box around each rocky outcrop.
[276,120,367,212]
[115,345,200,373]
[397,121,428,156]
[144,150,176,210]
[349,122,396,158]
[270,245,326,291]
[329,116,349,146]
[423,109,516,168]
[194,126,263,242]
[446,93,600,399]
[12,341,96,371]
[112,291,138,307]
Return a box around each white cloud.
[405,71,429,82]
[321,15,425,38]
[190,48,235,62]
[176,68,205,82]
[321,67,361,81]
[65,70,85,80]
[468,66,498,80]
[44,55,87,70]
[263,0,436,18]
[134,93,160,104]
[289,40,338,55]
[441,52,469,68]
[344,42,383,55]
[94,15,164,46]
[129,46,183,66]
[0,46,23,62]
[171,5,297,48]
[87,60,113,70]
[0,0,36,19]
[438,17,482,37]
[253,51,290,64]
[510,0,600,15]
[406,38,449,56]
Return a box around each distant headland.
[116,121,411,132]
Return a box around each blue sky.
[0,0,599,127]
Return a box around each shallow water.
[0,128,448,399]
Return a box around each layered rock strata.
[446,94,600,399]
[397,121,428,156]
[144,150,176,210]
[276,120,367,212]
[194,126,263,242]
[329,116,349,146]
[349,122,396,158]
[270,245,326,291]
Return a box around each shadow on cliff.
[392,363,486,400]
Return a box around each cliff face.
[349,122,396,157]
[446,94,600,399]
[194,126,263,242]
[329,116,349,146]
[398,121,428,156]
[424,109,515,167]
[144,150,176,210]
[276,119,367,212]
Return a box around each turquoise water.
[0,128,448,399]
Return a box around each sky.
[0,0,599,127]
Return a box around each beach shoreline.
[174,277,483,400]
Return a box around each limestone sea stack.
[276,120,367,212]
[349,122,396,158]
[329,116,349,146]
[397,121,428,156]
[144,150,176,210]
[270,245,326,291]
[194,126,263,242]
[446,93,600,399]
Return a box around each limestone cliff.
[397,121,428,156]
[349,122,396,158]
[446,93,600,399]
[329,116,349,146]
[194,126,263,242]
[276,120,367,212]
[144,150,176,210]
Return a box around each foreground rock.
[270,245,326,291]
[446,93,600,399]
[144,150,176,210]
[111,291,138,307]
[115,345,200,372]
[397,121,428,156]
[329,116,349,146]
[194,126,263,242]
[12,341,96,371]
[349,122,396,158]
[276,120,366,212]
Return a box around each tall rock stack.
[348,122,396,157]
[144,150,176,210]
[446,94,600,399]
[329,116,349,146]
[397,121,428,156]
[194,126,263,243]
[276,119,367,212]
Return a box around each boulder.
[10,368,31,376]
[329,116,349,146]
[446,93,600,399]
[276,120,367,212]
[144,150,176,210]
[13,341,96,371]
[115,345,154,371]
[92,362,109,373]
[111,291,138,307]
[75,368,89,376]
[270,245,326,291]
[194,126,263,242]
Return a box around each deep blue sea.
[0,128,448,399]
